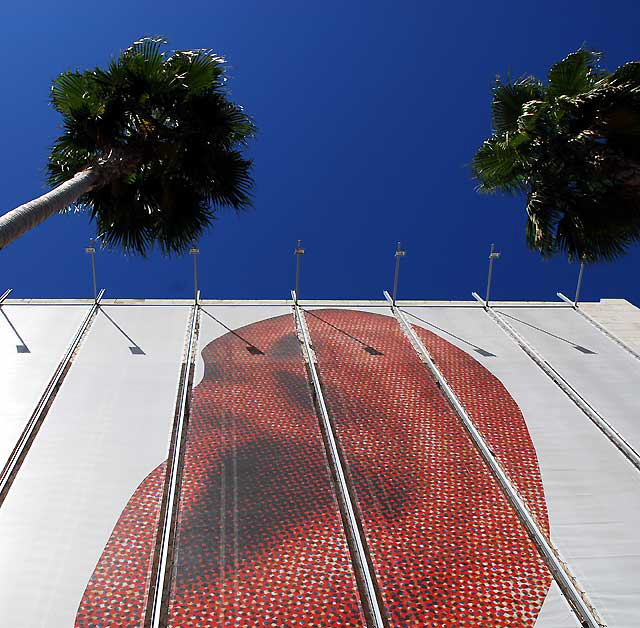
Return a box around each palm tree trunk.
[0,168,100,250]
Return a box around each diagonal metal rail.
[292,292,386,628]
[0,289,105,506]
[386,291,605,628]
[146,296,200,628]
[557,292,640,362]
[473,292,640,473]
[0,288,12,304]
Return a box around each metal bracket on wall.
[291,291,387,628]
[472,292,640,474]
[557,292,640,363]
[146,298,200,628]
[0,288,105,507]
[0,288,12,305]
[385,291,605,628]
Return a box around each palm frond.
[472,136,530,193]
[605,61,640,88]
[47,36,256,255]
[491,77,545,133]
[168,50,226,93]
[547,49,603,98]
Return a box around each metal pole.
[294,240,304,304]
[574,261,585,307]
[189,244,200,302]
[484,243,501,308]
[392,241,406,305]
[85,239,97,301]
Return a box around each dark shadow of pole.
[100,309,146,355]
[303,309,383,355]
[401,309,496,358]
[0,309,30,353]
[201,309,264,355]
[498,311,596,354]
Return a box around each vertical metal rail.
[147,295,200,628]
[557,292,640,362]
[384,292,605,628]
[294,240,304,304]
[0,289,105,505]
[85,240,97,301]
[473,292,640,473]
[190,245,200,301]
[292,291,386,628]
[484,243,501,307]
[391,242,405,305]
[574,261,585,306]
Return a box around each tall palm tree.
[0,37,255,254]
[472,49,640,262]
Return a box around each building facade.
[0,297,639,627]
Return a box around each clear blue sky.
[1,1,639,303]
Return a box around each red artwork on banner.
[76,310,551,627]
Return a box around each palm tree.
[472,49,640,262]
[0,37,255,254]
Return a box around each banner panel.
[406,305,640,627]
[496,304,640,456]
[306,307,553,626]
[0,304,90,469]
[167,307,366,626]
[0,305,188,628]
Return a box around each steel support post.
[484,243,501,308]
[189,245,200,302]
[294,240,304,304]
[392,242,405,305]
[85,240,97,301]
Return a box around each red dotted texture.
[167,313,366,627]
[74,463,166,628]
[305,308,552,626]
[74,308,553,627]
[412,321,550,529]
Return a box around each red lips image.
[75,309,551,627]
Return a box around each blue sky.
[1,1,639,303]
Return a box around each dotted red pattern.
[413,324,550,530]
[74,308,553,627]
[305,309,552,626]
[167,313,366,626]
[74,462,166,628]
